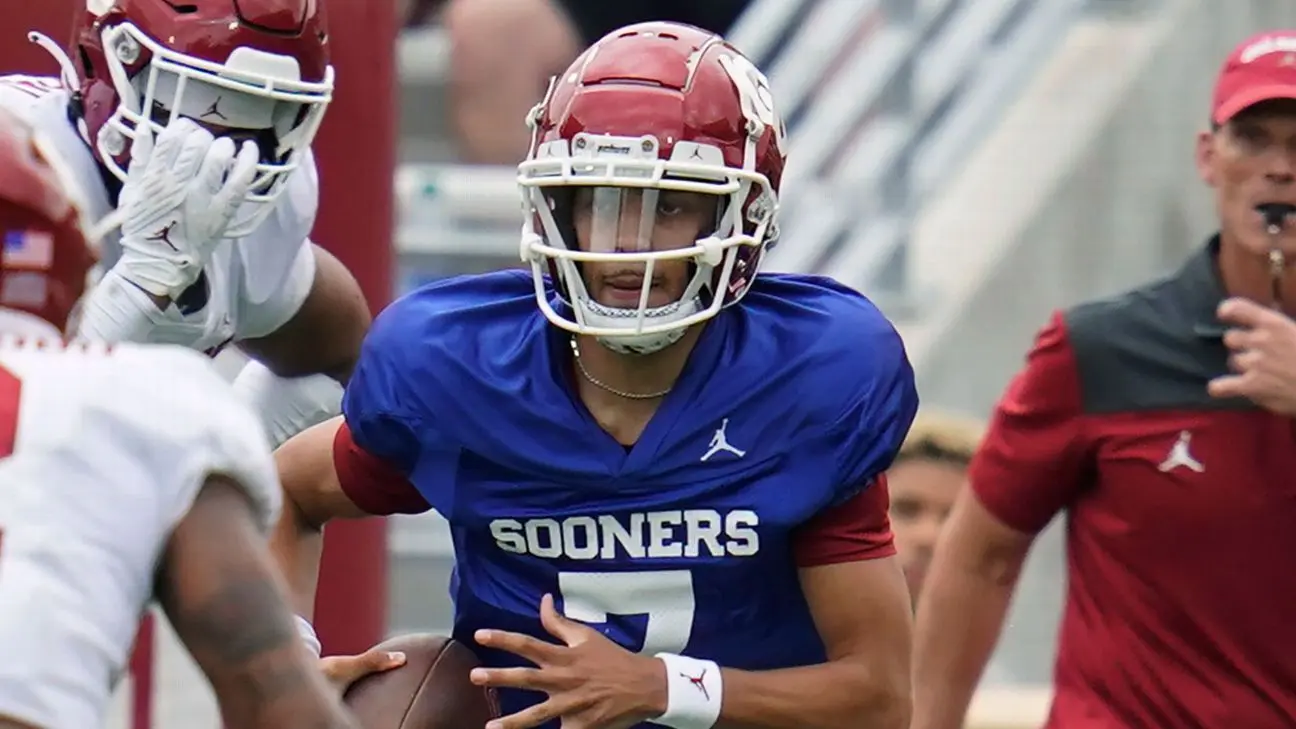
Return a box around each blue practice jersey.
[343,270,917,723]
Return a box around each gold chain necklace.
[569,337,671,400]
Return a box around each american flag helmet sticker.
[3,229,54,270]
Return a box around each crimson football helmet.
[32,0,333,239]
[0,108,97,337]
[518,21,786,353]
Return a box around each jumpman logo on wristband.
[682,668,709,700]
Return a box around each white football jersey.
[0,75,320,354]
[0,339,281,729]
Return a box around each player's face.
[570,186,720,309]
[888,458,964,606]
[1198,99,1296,256]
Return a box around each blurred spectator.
[911,30,1296,729]
[888,412,983,607]
[888,412,1023,687]
[551,0,751,51]
[442,0,751,164]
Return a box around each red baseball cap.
[1212,31,1296,125]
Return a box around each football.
[343,634,499,729]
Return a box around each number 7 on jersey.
[558,570,694,654]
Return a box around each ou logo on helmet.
[720,53,787,151]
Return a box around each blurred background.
[4,0,1292,726]
[388,0,1296,724]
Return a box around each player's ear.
[1196,128,1219,187]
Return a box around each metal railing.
[746,0,1087,296]
[394,0,1087,298]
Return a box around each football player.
[0,109,356,729]
[5,0,370,448]
[273,22,917,729]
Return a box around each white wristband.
[654,653,722,729]
[294,615,322,657]
[73,268,168,343]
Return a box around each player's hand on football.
[116,118,259,299]
[319,646,407,695]
[471,594,666,729]
[1208,297,1296,415]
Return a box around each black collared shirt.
[968,237,1296,728]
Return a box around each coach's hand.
[1209,297,1296,415]
[471,593,666,729]
[320,647,407,694]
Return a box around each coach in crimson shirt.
[909,31,1296,729]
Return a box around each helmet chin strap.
[578,295,698,355]
[1257,203,1296,309]
[27,32,96,154]
[27,32,82,94]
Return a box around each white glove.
[115,118,259,299]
